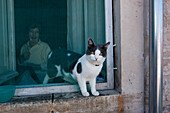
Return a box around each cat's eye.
[99,53,103,55]
[91,52,95,54]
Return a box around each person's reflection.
[16,24,51,84]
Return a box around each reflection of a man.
[16,24,51,84]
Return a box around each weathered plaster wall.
[120,0,144,112]
[163,0,170,112]
[120,0,144,95]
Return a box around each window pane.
[0,0,8,74]
[14,0,106,86]
[0,38,8,74]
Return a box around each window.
[0,0,114,96]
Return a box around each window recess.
[0,0,115,96]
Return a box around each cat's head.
[86,38,110,65]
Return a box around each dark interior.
[14,0,67,58]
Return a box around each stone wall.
[0,91,145,113]
[144,0,170,113]
[163,0,170,112]
[144,0,150,112]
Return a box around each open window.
[0,0,114,96]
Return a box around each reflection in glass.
[14,0,106,85]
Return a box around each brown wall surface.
[144,0,170,113]
[163,0,170,112]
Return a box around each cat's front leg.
[89,78,99,96]
[77,77,89,96]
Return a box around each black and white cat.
[43,48,81,84]
[70,38,110,96]
[43,38,110,96]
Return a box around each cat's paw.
[82,92,90,96]
[92,91,99,96]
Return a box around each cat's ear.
[103,42,110,49]
[88,38,95,47]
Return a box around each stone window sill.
[7,90,120,103]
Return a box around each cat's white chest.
[79,55,102,78]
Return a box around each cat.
[43,38,110,96]
[70,38,110,96]
[43,48,81,84]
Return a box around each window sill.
[7,90,120,103]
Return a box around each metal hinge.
[113,44,116,47]
[113,67,118,70]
